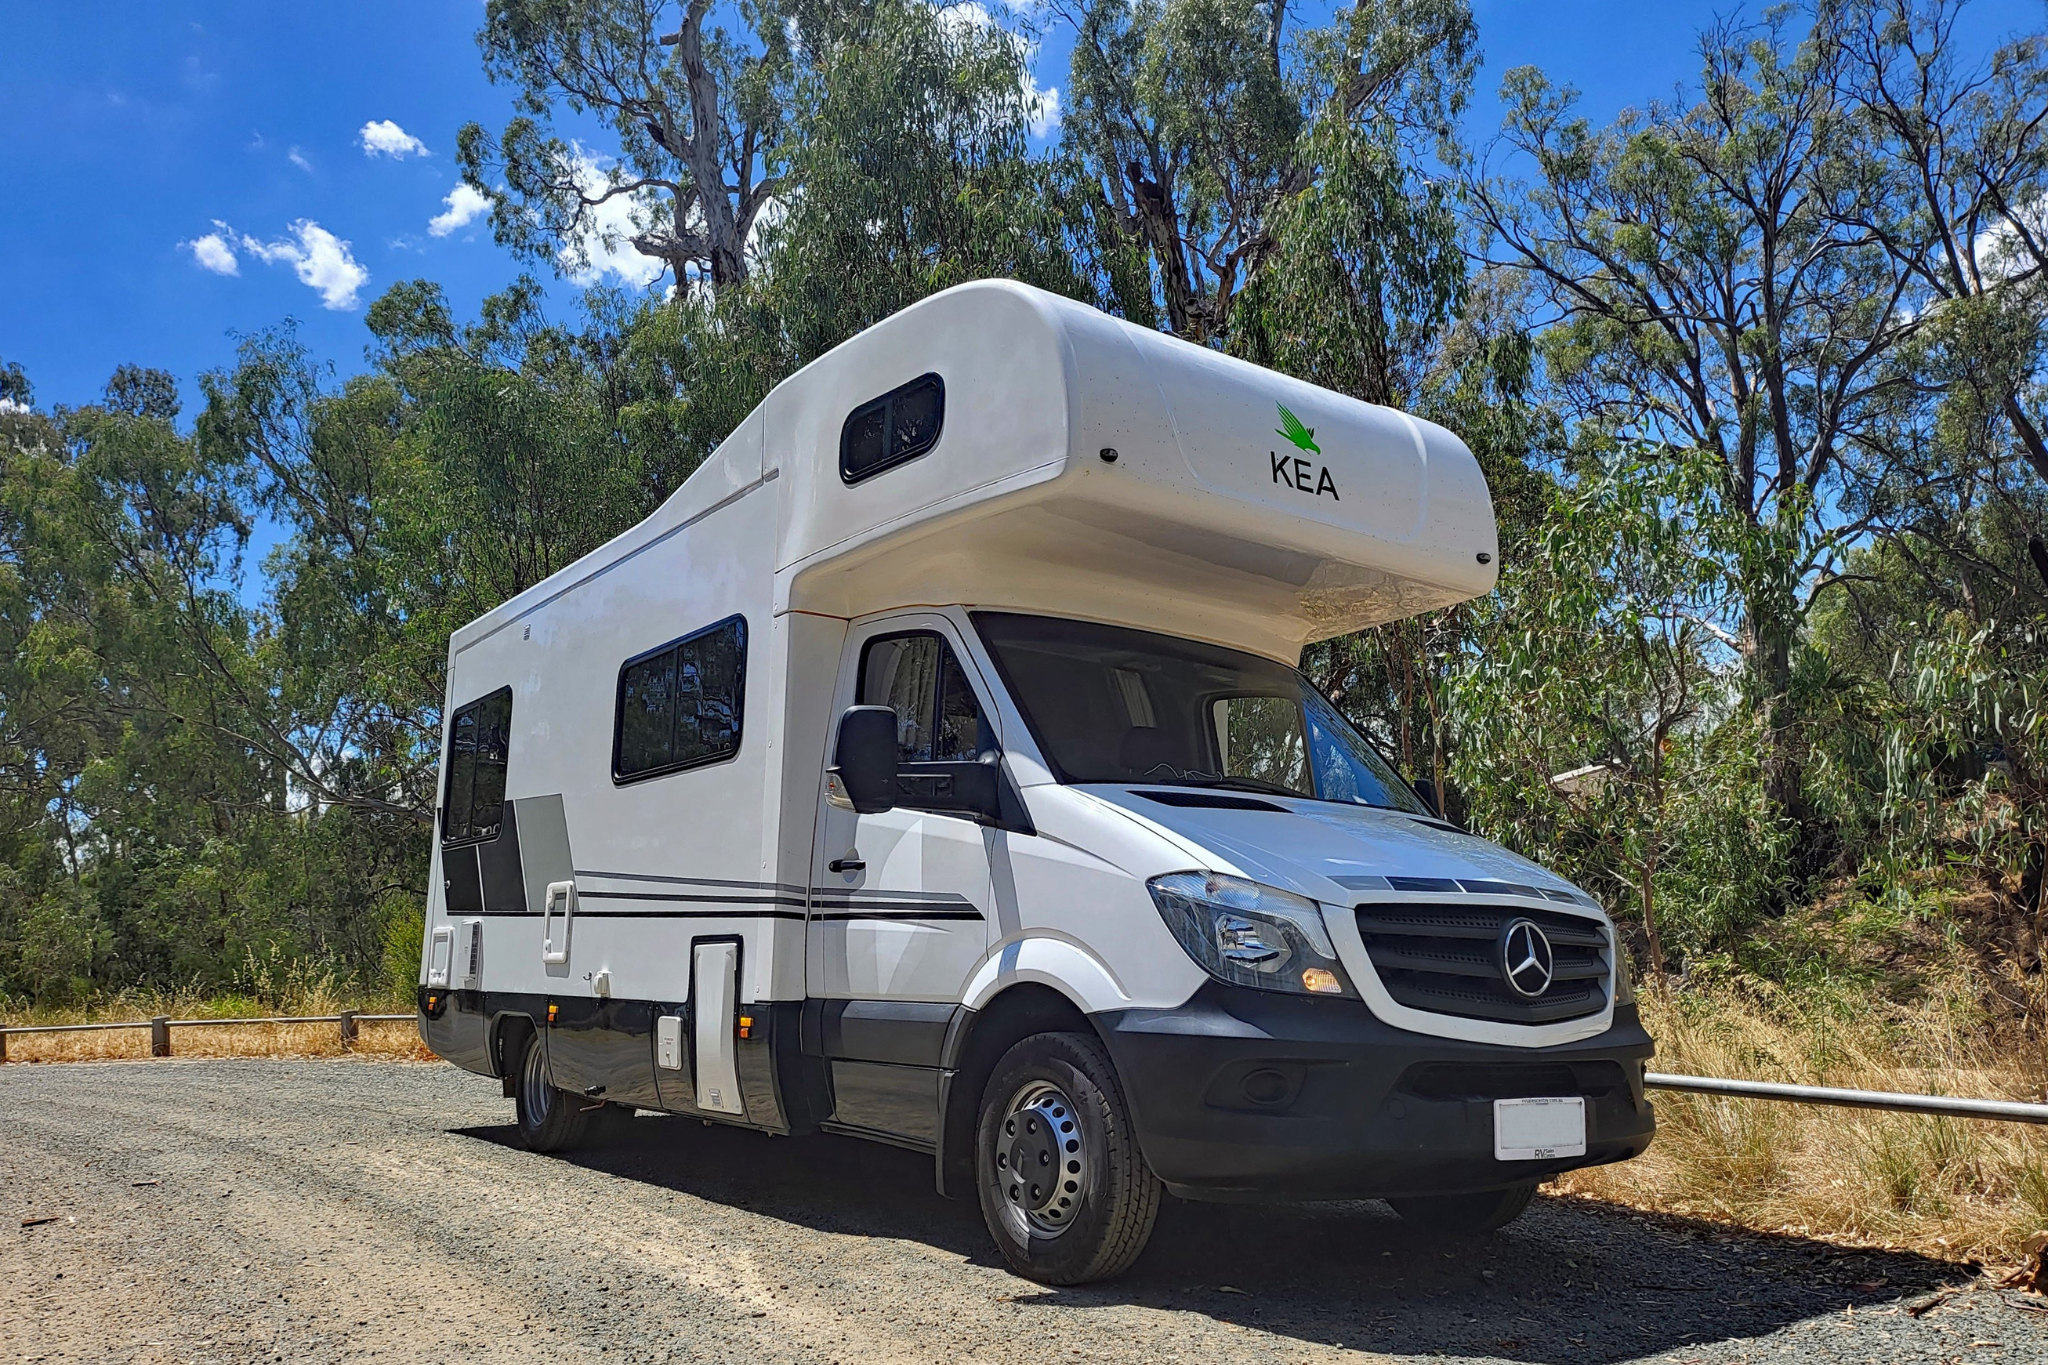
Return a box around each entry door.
[809,619,996,1003]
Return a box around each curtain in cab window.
[613,617,747,781]
[859,633,990,763]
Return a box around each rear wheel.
[974,1031,1161,1285]
[1387,1180,1537,1234]
[513,1028,596,1153]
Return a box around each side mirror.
[831,705,899,814]
[1412,777,1442,818]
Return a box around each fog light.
[1300,967,1343,994]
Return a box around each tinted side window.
[858,632,992,765]
[613,616,747,782]
[840,373,945,485]
[442,686,512,845]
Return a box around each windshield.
[972,613,1425,812]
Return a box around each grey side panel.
[478,803,528,913]
[515,794,573,912]
[443,844,484,916]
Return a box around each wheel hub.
[521,1038,552,1125]
[994,1082,1087,1234]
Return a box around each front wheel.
[1387,1180,1538,1234]
[513,1028,596,1153]
[974,1031,1161,1285]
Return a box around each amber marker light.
[547,1002,559,1024]
[737,1015,754,1039]
[1300,968,1344,995]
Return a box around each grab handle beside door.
[541,879,576,965]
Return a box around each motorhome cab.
[418,280,1655,1284]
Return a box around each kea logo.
[1275,403,1321,456]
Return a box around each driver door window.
[860,633,995,769]
[1211,695,1311,796]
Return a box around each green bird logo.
[1276,403,1321,456]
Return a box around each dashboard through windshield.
[972,612,1425,812]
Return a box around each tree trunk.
[1639,851,1669,998]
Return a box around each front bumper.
[1096,981,1655,1200]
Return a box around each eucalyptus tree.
[1839,0,2048,601]
[1056,0,1476,343]
[1471,7,1929,822]
[1451,450,1790,979]
[459,0,796,294]
[761,0,1093,356]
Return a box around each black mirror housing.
[832,705,899,814]
[1412,777,1442,818]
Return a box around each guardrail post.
[339,1010,357,1050]
[150,1015,170,1057]
[1,1030,8,1064]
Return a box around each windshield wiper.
[1137,772,1308,800]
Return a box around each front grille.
[1355,902,1609,1025]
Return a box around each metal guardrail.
[1647,1072,2048,1124]
[0,1011,414,1061]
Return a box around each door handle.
[828,858,865,873]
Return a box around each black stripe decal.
[579,890,807,907]
[482,903,979,922]
[813,909,984,922]
[577,869,809,896]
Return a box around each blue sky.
[3,0,2044,415]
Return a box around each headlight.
[1148,872,1355,997]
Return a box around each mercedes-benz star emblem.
[1498,918,1555,998]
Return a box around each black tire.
[512,1028,597,1154]
[974,1031,1161,1285]
[1387,1180,1538,1234]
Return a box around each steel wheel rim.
[521,1038,552,1127]
[991,1079,1089,1239]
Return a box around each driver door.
[809,617,997,1004]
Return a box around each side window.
[839,373,945,485]
[859,632,992,765]
[1211,695,1311,796]
[443,686,513,845]
[613,616,748,782]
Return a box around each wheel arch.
[935,982,1102,1199]
[489,1010,539,1089]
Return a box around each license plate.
[1494,1096,1587,1161]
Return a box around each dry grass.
[1,956,433,1064]
[1,1015,430,1063]
[1555,977,2048,1269]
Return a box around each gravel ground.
[4,1059,2045,1365]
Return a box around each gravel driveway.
[4,1058,2043,1364]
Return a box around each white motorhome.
[418,280,1654,1284]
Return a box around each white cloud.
[0,398,30,415]
[238,220,370,309]
[428,183,492,237]
[935,0,995,32]
[1024,72,1060,138]
[558,148,665,288]
[931,3,1059,138]
[359,119,428,159]
[187,226,240,276]
[288,146,312,172]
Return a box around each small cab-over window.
[840,373,944,485]
[614,615,748,782]
[443,686,512,845]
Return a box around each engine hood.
[1080,786,1596,908]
